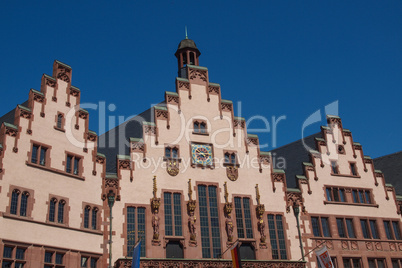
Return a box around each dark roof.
[177,39,198,50]
[97,102,164,173]
[374,151,402,195]
[270,133,322,188]
[0,100,29,128]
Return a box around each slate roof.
[374,151,402,195]
[97,102,164,173]
[0,100,29,127]
[269,132,322,189]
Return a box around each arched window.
[10,190,20,215]
[57,114,63,129]
[172,148,178,158]
[58,200,65,223]
[92,208,98,230]
[182,53,187,66]
[231,154,236,164]
[189,53,195,65]
[20,192,29,217]
[84,206,90,228]
[49,198,57,222]
[165,147,171,158]
[193,121,200,133]
[200,122,206,133]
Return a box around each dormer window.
[193,120,207,135]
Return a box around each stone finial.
[256,184,261,205]
[188,179,193,201]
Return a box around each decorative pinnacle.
[256,184,260,205]
[224,182,228,203]
[188,179,193,201]
[185,26,188,39]
[153,176,157,198]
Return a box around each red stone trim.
[192,119,208,135]
[102,176,120,201]
[5,185,35,219]
[63,151,84,178]
[80,202,101,231]
[188,67,208,85]
[26,161,85,181]
[45,194,70,227]
[131,140,146,161]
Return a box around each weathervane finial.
[185,26,188,39]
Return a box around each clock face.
[191,144,213,166]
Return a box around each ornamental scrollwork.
[56,65,71,83]
[286,192,305,214]
[247,137,258,146]
[208,85,220,94]
[221,103,232,112]
[189,69,207,82]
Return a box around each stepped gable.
[270,132,321,188]
[374,151,402,195]
[0,100,29,127]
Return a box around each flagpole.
[218,239,239,258]
[298,240,326,261]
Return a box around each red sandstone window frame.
[359,218,379,239]
[267,212,289,260]
[2,243,28,268]
[6,185,34,219]
[162,191,184,238]
[80,254,100,268]
[54,112,65,132]
[46,194,69,226]
[123,205,147,258]
[367,258,387,268]
[325,186,346,203]
[330,161,339,175]
[336,217,356,238]
[164,144,180,160]
[311,215,332,237]
[391,259,402,268]
[43,249,66,267]
[192,119,208,135]
[81,202,100,231]
[64,151,83,177]
[29,141,51,168]
[349,161,358,176]
[342,257,362,268]
[223,150,239,167]
[382,219,402,240]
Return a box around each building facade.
[0,37,401,268]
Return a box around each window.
[165,146,179,159]
[343,258,361,268]
[126,207,146,257]
[360,219,379,239]
[164,192,182,236]
[198,185,221,258]
[368,258,386,268]
[352,189,372,204]
[56,113,64,130]
[392,259,402,268]
[325,187,346,202]
[83,205,99,230]
[331,161,339,174]
[311,216,331,237]
[193,120,207,134]
[10,189,30,217]
[336,218,355,238]
[384,220,401,240]
[267,214,288,260]
[31,144,47,166]
[234,197,253,239]
[2,245,26,268]
[44,251,64,267]
[66,154,81,175]
[48,198,66,224]
[350,163,358,176]
[81,256,98,268]
[224,151,237,165]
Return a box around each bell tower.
[175,32,201,78]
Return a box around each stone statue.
[226,218,234,242]
[152,209,159,240]
[258,219,266,243]
[188,211,197,240]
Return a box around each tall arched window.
[84,206,90,228]
[58,200,65,223]
[49,198,57,222]
[10,190,20,215]
[57,114,63,129]
[92,208,98,230]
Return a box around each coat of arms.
[226,166,238,181]
[167,159,179,176]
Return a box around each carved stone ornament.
[260,155,270,165]
[156,109,168,120]
[273,172,285,183]
[144,125,157,135]
[96,155,105,164]
[19,109,31,119]
[234,119,245,129]
[328,117,343,128]
[226,166,238,181]
[78,110,88,119]
[221,103,232,112]
[178,80,190,90]
[286,192,305,214]
[87,132,97,142]
[351,241,358,250]
[247,137,258,146]
[45,77,56,88]
[167,159,179,176]
[118,159,131,170]
[167,95,179,105]
[208,85,220,94]
[341,241,349,250]
[33,93,44,103]
[102,178,119,201]
[131,142,145,153]
[189,68,207,82]
[56,65,71,83]
[70,87,80,96]
[366,242,373,251]
[5,127,17,137]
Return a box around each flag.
[315,246,334,268]
[131,241,141,268]
[230,242,242,268]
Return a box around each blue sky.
[0,1,401,158]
